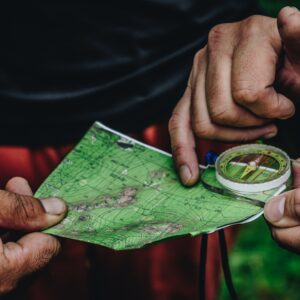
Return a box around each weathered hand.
[277,7,300,99]
[0,177,67,294]
[264,159,300,254]
[169,7,299,186]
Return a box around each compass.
[215,144,291,193]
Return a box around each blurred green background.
[217,218,300,300]
[259,0,300,16]
[217,1,300,299]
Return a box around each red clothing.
[1,123,236,300]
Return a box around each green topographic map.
[35,122,267,250]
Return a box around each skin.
[169,6,300,186]
[2,5,300,290]
[169,6,300,253]
[0,177,67,294]
[265,160,300,254]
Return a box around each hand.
[264,159,300,254]
[277,7,300,99]
[169,7,300,186]
[0,177,67,294]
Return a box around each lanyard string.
[198,230,238,300]
[198,234,208,299]
[218,229,238,300]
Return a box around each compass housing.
[215,144,291,193]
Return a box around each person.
[169,6,300,253]
[1,1,258,299]
[4,1,300,299]
[0,177,67,293]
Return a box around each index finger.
[0,233,60,293]
[169,87,199,186]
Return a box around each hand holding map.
[35,122,285,250]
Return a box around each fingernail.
[179,165,192,185]
[41,198,67,215]
[263,131,277,139]
[264,197,286,222]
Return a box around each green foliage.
[218,218,300,300]
[259,0,300,16]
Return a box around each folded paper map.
[35,122,266,250]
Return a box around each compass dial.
[215,144,291,193]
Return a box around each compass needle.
[215,144,291,194]
[241,163,257,179]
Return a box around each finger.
[278,6,300,65]
[270,226,300,254]
[264,188,300,228]
[206,23,268,127]
[0,233,60,293]
[0,190,67,231]
[292,159,300,188]
[6,177,33,196]
[277,6,300,96]
[169,87,199,186]
[232,16,295,120]
[191,49,278,142]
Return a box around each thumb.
[264,188,300,228]
[278,6,300,64]
[0,190,67,231]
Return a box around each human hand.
[264,159,300,254]
[0,177,67,294]
[169,7,299,186]
[277,7,300,99]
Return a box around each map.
[35,122,267,250]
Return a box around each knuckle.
[168,112,181,135]
[10,194,39,224]
[210,107,240,124]
[208,24,226,43]
[278,8,300,37]
[232,88,258,105]
[207,24,227,57]
[192,120,215,139]
[240,16,263,38]
[192,48,206,67]
[30,238,60,271]
[0,191,45,230]
[171,144,188,160]
[278,7,290,22]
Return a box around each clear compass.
[201,144,292,207]
[215,144,291,193]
